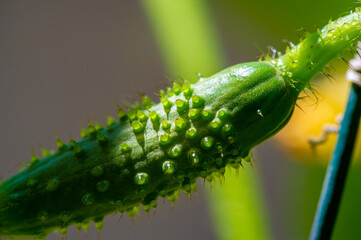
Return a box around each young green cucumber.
[0,8,361,240]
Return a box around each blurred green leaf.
[141,0,271,239]
[142,0,225,82]
[208,166,271,240]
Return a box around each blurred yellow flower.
[273,65,361,165]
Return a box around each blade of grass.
[208,165,272,240]
[140,0,225,82]
[309,83,361,240]
[141,0,271,239]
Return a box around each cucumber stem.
[277,9,361,92]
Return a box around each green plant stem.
[309,83,361,240]
[141,0,225,82]
[208,165,271,240]
[278,10,361,92]
[141,1,271,239]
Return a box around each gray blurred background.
[0,1,357,240]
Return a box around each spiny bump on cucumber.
[2,9,361,240]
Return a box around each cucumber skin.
[0,61,297,239]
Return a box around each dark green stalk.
[309,83,361,240]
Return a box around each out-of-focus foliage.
[208,166,271,240]
[208,0,356,62]
[142,1,271,240]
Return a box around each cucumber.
[1,8,361,240]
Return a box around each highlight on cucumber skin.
[1,7,361,240]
